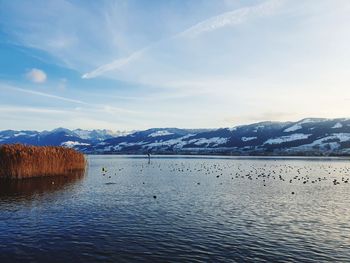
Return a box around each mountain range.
[1,118,350,156]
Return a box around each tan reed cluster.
[0,144,86,179]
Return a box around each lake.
[1,155,350,262]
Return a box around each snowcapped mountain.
[1,118,350,155]
[85,118,350,155]
[0,128,130,148]
[72,129,130,142]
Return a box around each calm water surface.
[1,155,350,262]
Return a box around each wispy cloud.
[177,0,283,38]
[0,83,166,118]
[0,84,87,105]
[82,0,283,79]
[0,105,68,114]
[3,0,350,130]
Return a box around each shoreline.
[86,153,350,160]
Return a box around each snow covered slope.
[1,118,350,155]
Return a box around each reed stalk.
[0,144,86,179]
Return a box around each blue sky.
[1,0,350,131]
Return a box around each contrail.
[82,47,150,79]
[1,84,88,105]
[82,0,283,79]
[1,83,144,115]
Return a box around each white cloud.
[178,0,283,38]
[3,0,350,130]
[25,68,47,83]
[82,0,284,79]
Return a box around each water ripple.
[1,156,350,262]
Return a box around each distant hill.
[1,118,350,156]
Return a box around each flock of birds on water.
[99,157,350,199]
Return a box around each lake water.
[1,155,350,262]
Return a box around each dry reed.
[0,144,86,179]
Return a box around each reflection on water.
[1,155,350,262]
[0,169,85,201]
